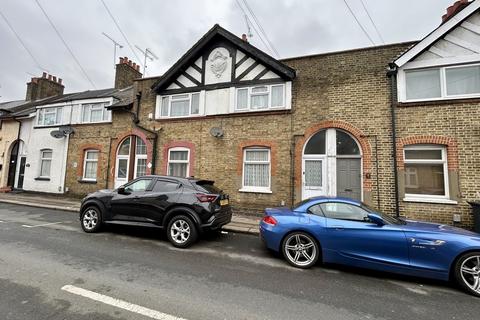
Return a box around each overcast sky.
[0,0,455,101]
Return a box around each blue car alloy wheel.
[282,232,319,268]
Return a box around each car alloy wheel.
[81,207,102,233]
[166,215,198,248]
[459,254,480,296]
[170,219,191,244]
[282,232,319,268]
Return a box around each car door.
[320,202,410,269]
[110,177,154,221]
[136,179,183,224]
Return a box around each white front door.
[302,156,327,199]
[115,156,129,188]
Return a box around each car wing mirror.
[367,213,385,226]
[117,186,127,194]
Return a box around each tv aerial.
[135,45,158,76]
[102,32,124,69]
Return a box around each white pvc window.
[40,149,52,177]
[159,93,200,118]
[235,84,285,111]
[403,145,449,202]
[241,148,271,193]
[404,63,480,101]
[167,147,190,177]
[134,137,147,178]
[83,150,99,181]
[81,103,111,123]
[37,107,62,126]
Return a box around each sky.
[0,0,456,102]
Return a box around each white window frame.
[403,145,456,204]
[134,138,148,179]
[235,84,286,112]
[167,147,190,177]
[81,103,111,123]
[82,150,99,181]
[158,92,200,118]
[240,148,272,194]
[37,107,62,126]
[39,149,52,178]
[400,63,480,102]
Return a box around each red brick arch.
[396,135,458,170]
[295,120,372,191]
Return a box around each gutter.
[387,63,400,217]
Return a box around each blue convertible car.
[260,197,480,297]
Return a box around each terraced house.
[0,0,479,229]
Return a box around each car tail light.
[262,216,277,226]
[196,193,218,203]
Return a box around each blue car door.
[319,202,410,271]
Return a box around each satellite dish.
[50,130,65,139]
[59,125,75,135]
[209,127,224,138]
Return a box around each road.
[0,203,478,320]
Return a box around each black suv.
[79,175,232,248]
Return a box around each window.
[81,103,111,123]
[153,180,180,193]
[235,84,285,111]
[320,202,369,222]
[158,93,200,118]
[124,178,153,192]
[83,150,99,181]
[404,63,480,101]
[37,107,62,126]
[134,137,147,178]
[40,149,52,177]
[403,145,448,200]
[241,148,271,192]
[168,148,189,177]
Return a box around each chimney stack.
[442,0,470,23]
[26,73,65,101]
[114,56,142,89]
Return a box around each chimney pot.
[136,65,140,71]
[241,34,248,42]
[42,72,47,78]
[48,74,52,81]
[128,60,132,66]
[52,76,57,82]
[58,78,63,85]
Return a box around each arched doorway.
[114,135,147,188]
[302,128,362,200]
[7,141,19,188]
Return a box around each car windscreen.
[192,180,222,194]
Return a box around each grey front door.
[336,158,361,200]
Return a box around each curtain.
[446,65,480,96]
[271,85,284,107]
[406,69,441,100]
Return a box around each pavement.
[0,191,261,235]
[0,203,479,320]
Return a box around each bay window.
[403,145,449,202]
[404,63,480,101]
[159,93,200,118]
[241,148,271,193]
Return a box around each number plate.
[220,199,229,206]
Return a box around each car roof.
[137,175,213,184]
[294,196,363,212]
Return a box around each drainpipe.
[129,91,158,175]
[387,63,400,217]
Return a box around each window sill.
[239,188,272,194]
[78,179,97,184]
[403,197,458,205]
[34,177,50,181]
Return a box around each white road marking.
[61,285,188,320]
[21,221,63,228]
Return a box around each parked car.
[260,196,480,297]
[79,175,232,248]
